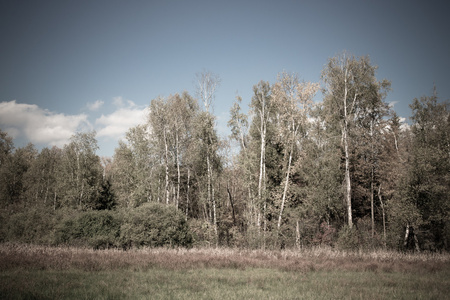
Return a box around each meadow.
[1,244,449,299]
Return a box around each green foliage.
[189,219,217,247]
[0,207,57,244]
[1,55,450,252]
[336,225,360,250]
[0,143,37,205]
[120,203,192,248]
[337,219,385,251]
[95,180,116,210]
[55,210,121,249]
[56,131,103,209]
[388,91,450,251]
[312,222,337,246]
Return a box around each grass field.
[1,244,449,299]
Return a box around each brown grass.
[1,243,449,274]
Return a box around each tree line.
[1,52,449,251]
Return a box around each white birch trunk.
[176,133,180,210]
[164,129,169,205]
[186,168,190,220]
[378,185,386,247]
[277,148,293,230]
[403,224,410,248]
[296,220,301,249]
[343,72,353,228]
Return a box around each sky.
[1,0,449,157]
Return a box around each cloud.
[112,96,137,108]
[113,96,124,107]
[388,101,399,108]
[87,100,104,111]
[95,102,148,140]
[399,116,410,131]
[0,100,90,147]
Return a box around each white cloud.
[0,100,90,147]
[388,101,399,108]
[399,117,410,131]
[112,96,137,108]
[112,96,125,107]
[95,102,148,140]
[87,100,104,111]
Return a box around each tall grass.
[1,244,449,299]
[1,243,448,273]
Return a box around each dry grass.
[1,244,449,299]
[1,243,449,273]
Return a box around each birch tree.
[150,98,172,205]
[24,146,60,207]
[272,72,319,231]
[195,71,221,241]
[57,131,102,209]
[321,53,388,228]
[0,143,36,206]
[196,70,221,112]
[228,95,258,228]
[396,90,450,250]
[169,92,199,210]
[248,80,274,246]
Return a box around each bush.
[0,207,57,244]
[120,203,192,248]
[336,218,385,251]
[336,225,360,250]
[55,210,121,249]
[189,219,218,247]
[313,222,337,246]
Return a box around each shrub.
[120,203,192,248]
[0,207,57,244]
[313,222,337,246]
[336,225,360,250]
[336,218,388,251]
[55,210,121,249]
[189,218,218,247]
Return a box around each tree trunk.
[227,183,236,225]
[413,230,420,252]
[186,168,190,220]
[342,68,353,228]
[206,155,212,222]
[343,125,352,228]
[403,224,410,249]
[176,133,181,210]
[371,171,374,238]
[257,101,267,237]
[79,178,84,209]
[277,148,293,230]
[212,183,218,246]
[370,119,375,238]
[164,129,169,205]
[378,185,386,248]
[257,120,265,206]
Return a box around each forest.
[1,53,449,251]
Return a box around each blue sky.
[1,0,449,157]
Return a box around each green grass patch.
[1,268,449,299]
[1,244,449,299]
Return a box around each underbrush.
[0,203,192,249]
[1,243,449,274]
